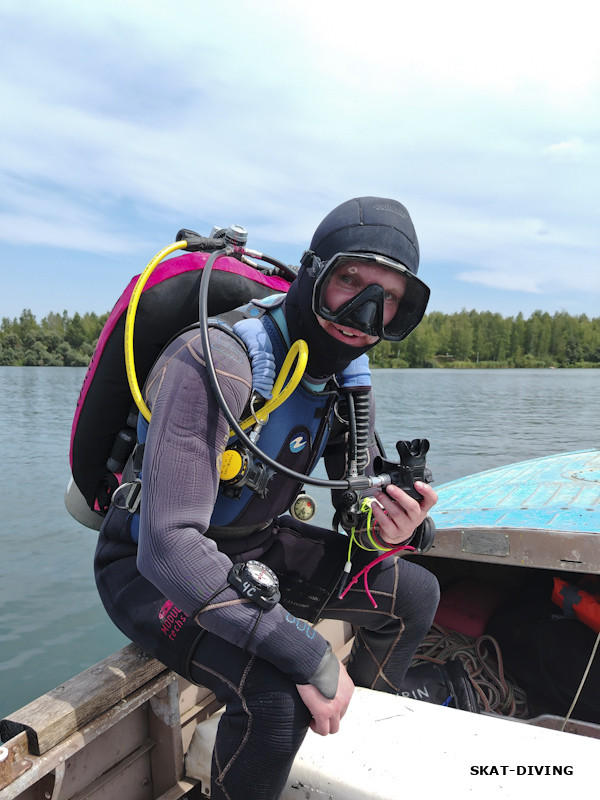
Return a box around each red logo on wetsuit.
[158,600,188,640]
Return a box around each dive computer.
[227,560,281,609]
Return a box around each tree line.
[0,309,109,366]
[370,309,600,368]
[1,308,599,368]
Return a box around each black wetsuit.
[95,325,440,800]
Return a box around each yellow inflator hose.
[124,241,308,427]
[232,338,308,436]
[124,240,188,422]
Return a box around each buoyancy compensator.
[67,226,294,526]
[67,223,435,554]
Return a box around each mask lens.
[314,254,428,341]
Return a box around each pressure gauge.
[291,493,317,522]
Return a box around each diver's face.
[316,261,407,347]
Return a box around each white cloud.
[0,0,599,317]
[545,138,587,160]
[457,269,543,294]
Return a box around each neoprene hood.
[309,196,420,273]
[285,196,429,379]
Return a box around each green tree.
[18,309,38,337]
[0,344,19,365]
[401,323,437,367]
[448,312,473,361]
[511,312,526,357]
[64,313,86,349]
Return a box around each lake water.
[0,366,598,719]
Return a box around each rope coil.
[412,623,530,718]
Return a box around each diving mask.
[303,251,430,342]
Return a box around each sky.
[1,0,598,322]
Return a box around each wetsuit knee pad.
[190,645,311,799]
[389,559,440,623]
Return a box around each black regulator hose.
[346,392,358,475]
[353,390,371,475]
[341,390,371,478]
[198,247,371,491]
[244,249,299,282]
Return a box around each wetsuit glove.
[306,643,340,699]
[233,318,276,399]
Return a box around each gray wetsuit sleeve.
[136,328,332,686]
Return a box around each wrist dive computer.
[228,560,281,609]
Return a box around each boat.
[2,449,599,799]
[430,448,600,571]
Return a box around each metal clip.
[112,479,142,513]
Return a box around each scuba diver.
[94,196,440,800]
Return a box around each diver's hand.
[296,660,354,735]
[371,481,438,546]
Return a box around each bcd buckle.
[112,479,142,513]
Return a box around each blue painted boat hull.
[425,449,600,572]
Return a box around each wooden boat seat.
[0,620,353,799]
